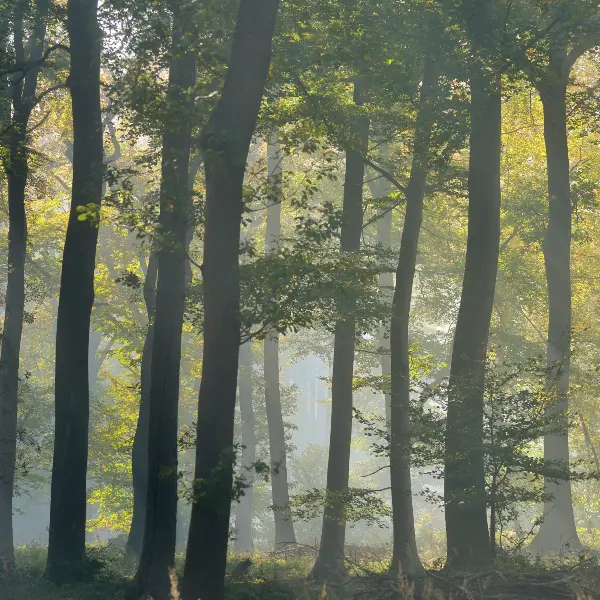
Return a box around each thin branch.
[54,174,70,192]
[499,229,518,253]
[363,156,407,194]
[362,197,403,230]
[361,464,390,478]
[0,43,70,79]
[185,251,203,273]
[32,82,69,107]
[294,75,408,195]
[26,110,50,134]
[518,303,546,344]
[566,39,599,74]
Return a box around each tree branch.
[32,82,69,107]
[565,40,598,74]
[0,43,70,79]
[294,75,408,195]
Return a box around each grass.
[3,544,600,599]
[0,545,130,600]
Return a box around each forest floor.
[2,545,600,599]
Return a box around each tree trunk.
[234,341,255,553]
[529,55,582,555]
[310,81,368,582]
[182,3,279,600]
[45,0,103,582]
[128,152,200,559]
[490,488,497,557]
[134,8,196,598]
[0,0,47,568]
[126,249,158,558]
[579,415,600,476]
[264,136,296,548]
[389,59,438,579]
[368,154,393,432]
[444,0,500,572]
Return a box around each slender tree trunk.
[45,0,103,582]
[0,112,28,574]
[580,415,600,475]
[389,59,438,578]
[264,136,296,548]
[126,249,158,558]
[444,0,500,571]
[530,55,582,555]
[87,329,105,398]
[234,341,255,553]
[368,156,393,431]
[490,483,497,557]
[134,8,196,598]
[310,81,368,582]
[182,3,279,600]
[127,153,200,559]
[0,1,47,567]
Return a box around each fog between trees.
[1,1,600,599]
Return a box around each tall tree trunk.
[127,153,201,559]
[444,0,500,572]
[126,249,158,557]
[389,59,438,578]
[45,0,103,582]
[310,81,368,582]
[368,155,393,431]
[264,136,296,548]
[529,51,582,555]
[182,3,279,600]
[134,8,196,599]
[0,0,47,568]
[234,340,255,553]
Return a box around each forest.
[1,0,600,599]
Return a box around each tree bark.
[128,153,200,559]
[126,249,158,558]
[0,0,47,568]
[234,341,255,553]
[368,153,393,432]
[310,81,368,582]
[529,50,582,555]
[182,3,279,600]
[444,0,500,572]
[45,0,103,582]
[134,8,196,598]
[264,136,296,548]
[389,59,438,578]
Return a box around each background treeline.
[1,0,600,599]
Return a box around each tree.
[310,79,368,582]
[264,135,296,548]
[532,45,583,556]
[389,57,438,579]
[127,155,201,558]
[443,0,501,571]
[45,0,103,582]
[368,153,393,432]
[133,3,196,597]
[182,2,280,599]
[0,0,49,568]
[505,3,600,555]
[234,340,256,553]
[126,247,157,557]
